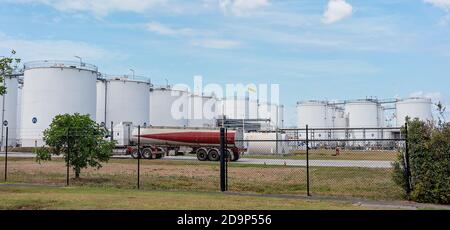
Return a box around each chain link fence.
[227,126,409,200]
[1,125,412,201]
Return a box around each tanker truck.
[113,122,244,161]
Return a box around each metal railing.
[98,74,152,84]
[24,60,98,72]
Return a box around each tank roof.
[98,74,152,85]
[24,60,98,72]
[397,97,432,103]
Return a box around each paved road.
[164,156,393,168]
[1,152,393,168]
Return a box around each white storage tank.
[1,75,19,147]
[396,98,432,127]
[277,104,284,129]
[220,97,249,120]
[332,108,348,139]
[248,100,259,119]
[97,76,151,129]
[297,101,329,141]
[345,100,379,141]
[149,87,189,127]
[244,132,289,155]
[21,61,98,147]
[96,80,106,125]
[297,101,328,128]
[187,94,217,128]
[377,105,385,128]
[258,102,284,130]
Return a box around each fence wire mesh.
[1,125,410,200]
[229,127,407,200]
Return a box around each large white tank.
[377,105,385,128]
[277,105,284,129]
[187,94,217,128]
[297,101,328,141]
[297,101,328,128]
[220,97,249,120]
[21,61,98,147]
[16,80,23,146]
[96,80,106,125]
[149,87,189,127]
[332,108,347,139]
[396,98,432,127]
[258,103,284,130]
[97,77,151,129]
[345,100,379,141]
[248,100,259,119]
[244,132,289,155]
[1,75,19,147]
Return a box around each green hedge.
[393,119,450,204]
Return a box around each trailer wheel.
[208,149,220,161]
[196,148,208,161]
[142,148,152,159]
[130,149,140,159]
[232,152,240,162]
[225,149,233,161]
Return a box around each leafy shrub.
[393,118,450,204]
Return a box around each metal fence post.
[220,127,227,192]
[110,121,114,142]
[404,122,412,197]
[137,125,141,190]
[306,125,310,196]
[225,128,228,191]
[4,127,8,181]
[66,127,70,186]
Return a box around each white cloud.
[0,33,116,62]
[8,0,166,17]
[322,0,353,24]
[146,22,196,36]
[192,39,240,49]
[424,0,450,25]
[424,0,450,11]
[219,0,268,16]
[146,21,238,49]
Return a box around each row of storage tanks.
[97,81,283,129]
[2,61,284,147]
[296,98,433,141]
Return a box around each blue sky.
[0,0,449,126]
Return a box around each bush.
[393,118,450,204]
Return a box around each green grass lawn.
[0,185,386,210]
[0,157,403,200]
[244,150,399,161]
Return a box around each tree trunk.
[75,167,81,179]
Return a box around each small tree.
[36,113,116,179]
[0,50,21,95]
[392,116,450,204]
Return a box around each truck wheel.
[208,149,220,161]
[142,148,152,159]
[232,151,240,162]
[196,148,208,161]
[131,149,139,159]
[226,149,233,161]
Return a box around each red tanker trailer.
[122,126,244,161]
